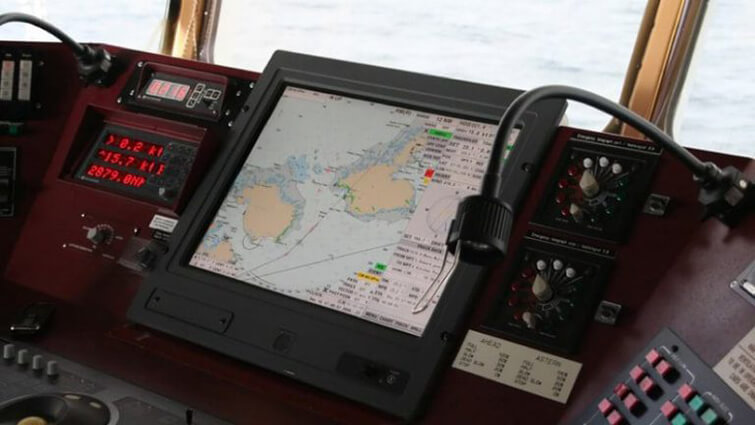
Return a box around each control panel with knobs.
[532,132,661,243]
[483,233,613,353]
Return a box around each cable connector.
[75,44,117,87]
[697,165,754,226]
[447,195,513,265]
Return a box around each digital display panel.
[76,125,197,204]
[145,78,191,102]
[190,87,518,336]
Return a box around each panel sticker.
[714,326,755,409]
[149,214,178,233]
[452,330,582,403]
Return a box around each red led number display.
[104,134,165,157]
[96,148,166,176]
[85,164,147,188]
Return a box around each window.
[213,0,646,132]
[1,0,166,53]
[678,0,755,157]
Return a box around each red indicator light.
[158,83,170,96]
[557,178,569,189]
[567,165,580,177]
[555,192,567,204]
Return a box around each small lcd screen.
[76,126,197,204]
[191,87,518,336]
[145,78,191,102]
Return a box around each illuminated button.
[582,157,594,169]
[700,408,720,425]
[611,162,623,174]
[655,360,676,381]
[660,401,678,419]
[567,165,579,177]
[629,365,646,382]
[520,267,535,279]
[678,383,696,401]
[557,178,569,189]
[606,410,624,425]
[565,267,576,278]
[599,156,610,167]
[671,413,690,425]
[598,398,613,415]
[555,192,567,204]
[613,382,630,399]
[176,85,190,101]
[622,392,643,415]
[536,260,547,271]
[507,295,518,307]
[688,395,706,414]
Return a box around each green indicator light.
[428,129,453,139]
[375,263,387,272]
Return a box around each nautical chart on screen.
[190,86,518,336]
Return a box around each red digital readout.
[97,148,166,176]
[146,78,191,102]
[85,164,147,188]
[104,133,165,157]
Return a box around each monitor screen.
[190,86,518,336]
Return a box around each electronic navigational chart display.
[190,86,518,336]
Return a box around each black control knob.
[86,225,113,245]
[158,186,178,201]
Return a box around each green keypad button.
[700,408,720,425]
[671,412,690,425]
[688,394,706,413]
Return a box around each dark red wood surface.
[1,42,753,425]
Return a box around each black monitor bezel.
[128,51,566,419]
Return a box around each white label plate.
[149,214,179,233]
[452,330,582,404]
[714,326,755,410]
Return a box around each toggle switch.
[522,311,537,329]
[17,348,30,366]
[45,360,59,377]
[31,354,44,371]
[2,343,16,361]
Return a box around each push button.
[622,392,643,415]
[606,410,624,425]
[598,398,613,415]
[655,359,676,381]
[671,412,690,425]
[645,348,662,366]
[613,382,630,398]
[688,394,706,414]
[660,400,678,419]
[639,375,660,398]
[629,365,646,382]
[699,408,720,425]
[678,383,696,401]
